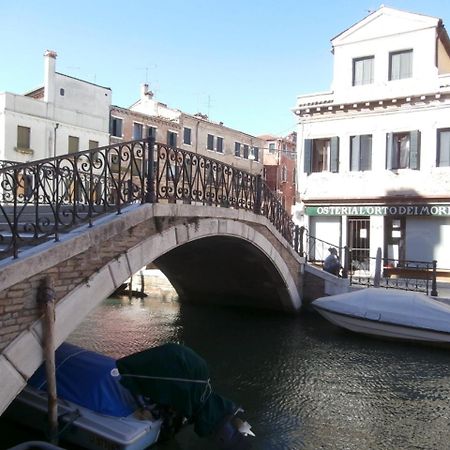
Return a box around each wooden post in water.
[37,277,58,444]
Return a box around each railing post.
[294,225,299,253]
[145,137,156,203]
[431,259,438,297]
[253,174,262,214]
[343,246,349,279]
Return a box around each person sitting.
[323,247,342,276]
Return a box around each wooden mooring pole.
[38,277,59,445]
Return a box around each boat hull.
[6,386,161,450]
[314,305,450,344]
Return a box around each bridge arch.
[0,205,303,414]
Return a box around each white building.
[293,6,450,269]
[0,51,111,163]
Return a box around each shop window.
[437,128,450,167]
[389,49,413,81]
[133,122,143,139]
[304,137,339,174]
[353,56,374,86]
[183,127,192,145]
[386,130,420,170]
[350,134,372,171]
[110,117,123,138]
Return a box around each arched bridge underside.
[0,203,303,414]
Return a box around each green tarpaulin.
[116,343,236,437]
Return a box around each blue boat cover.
[28,342,136,417]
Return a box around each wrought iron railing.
[295,225,438,295]
[0,138,295,259]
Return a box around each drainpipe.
[53,123,59,159]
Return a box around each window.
[207,134,214,150]
[88,140,99,149]
[281,165,287,182]
[268,142,276,153]
[292,167,296,184]
[303,137,339,174]
[133,122,143,139]
[234,142,241,157]
[147,126,157,139]
[68,136,79,154]
[243,144,249,159]
[389,49,413,81]
[184,127,192,145]
[167,131,177,147]
[217,137,223,153]
[111,117,123,137]
[17,126,31,150]
[386,131,420,170]
[60,88,65,96]
[350,135,372,171]
[253,147,259,161]
[437,129,450,167]
[353,56,374,86]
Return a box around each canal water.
[2,275,450,450]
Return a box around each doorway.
[348,217,370,271]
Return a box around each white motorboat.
[312,288,450,345]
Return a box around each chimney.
[140,83,154,100]
[44,50,57,103]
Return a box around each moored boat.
[312,288,450,345]
[6,342,254,449]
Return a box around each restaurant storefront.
[304,203,450,270]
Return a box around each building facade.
[260,132,297,214]
[0,51,111,163]
[293,7,450,269]
[110,85,264,175]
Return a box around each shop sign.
[305,204,450,216]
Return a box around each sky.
[1,0,450,137]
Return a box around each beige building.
[110,85,264,175]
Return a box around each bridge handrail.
[0,138,296,259]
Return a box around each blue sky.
[1,0,449,137]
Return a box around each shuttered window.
[167,131,177,147]
[350,135,372,171]
[183,127,192,145]
[133,123,143,139]
[243,145,249,159]
[437,129,450,167]
[389,50,413,80]
[207,134,214,150]
[253,147,259,161]
[234,142,241,157]
[68,136,79,154]
[216,137,223,153]
[386,130,420,170]
[304,137,339,173]
[353,56,374,86]
[17,126,31,149]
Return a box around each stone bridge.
[0,139,348,415]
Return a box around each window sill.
[14,147,34,155]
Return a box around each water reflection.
[3,277,450,450]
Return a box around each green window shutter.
[304,139,312,174]
[409,130,420,170]
[386,133,394,169]
[330,136,339,173]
